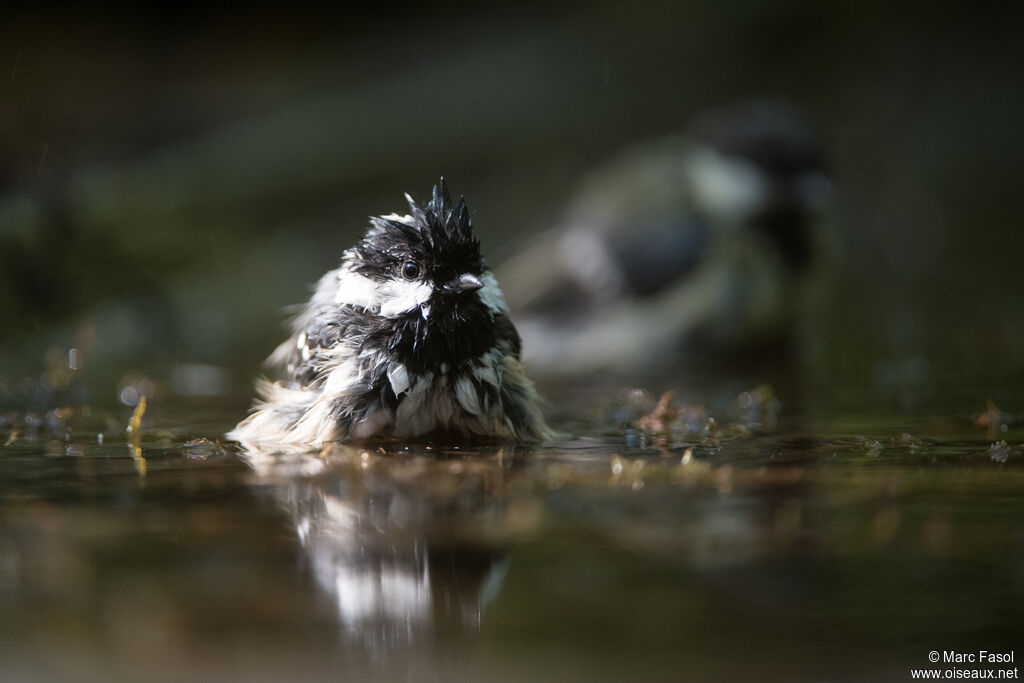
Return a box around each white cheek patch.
[687,149,767,223]
[478,272,510,314]
[379,279,433,317]
[335,269,381,310]
[335,269,433,318]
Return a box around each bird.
[496,101,833,375]
[228,179,554,449]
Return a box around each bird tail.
[226,379,333,451]
[500,356,560,443]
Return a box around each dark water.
[1,374,1022,683]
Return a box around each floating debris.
[635,390,677,433]
[125,397,147,476]
[625,384,778,456]
[126,396,147,434]
[989,440,1010,464]
[633,391,713,439]
[181,437,225,460]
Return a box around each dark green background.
[2,2,1022,408]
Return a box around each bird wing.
[265,268,354,388]
[604,213,710,297]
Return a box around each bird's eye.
[401,261,420,280]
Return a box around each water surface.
[1,376,1021,682]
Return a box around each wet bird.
[229,179,553,449]
[497,102,833,375]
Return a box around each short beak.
[448,273,484,293]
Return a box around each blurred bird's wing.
[515,263,728,374]
[602,213,709,297]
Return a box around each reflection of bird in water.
[242,446,522,655]
[497,102,833,376]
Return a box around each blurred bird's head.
[686,101,832,269]
[337,179,510,373]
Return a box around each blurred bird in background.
[497,101,834,376]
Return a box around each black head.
[346,179,509,374]
[353,178,485,294]
[690,101,827,181]
[690,101,832,271]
